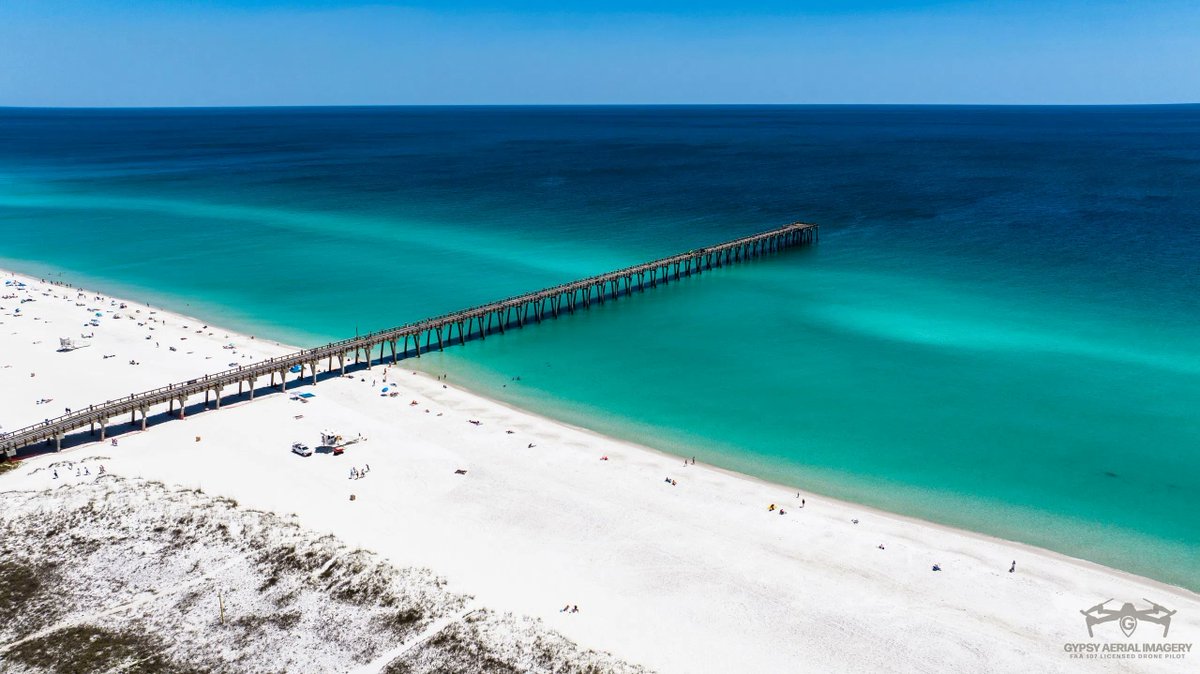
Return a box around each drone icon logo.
[1080,598,1176,638]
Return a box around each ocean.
[1,105,1197,590]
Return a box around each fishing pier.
[1,222,817,458]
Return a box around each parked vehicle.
[291,442,312,457]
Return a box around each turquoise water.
[1,106,1197,590]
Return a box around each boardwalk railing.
[1,222,817,457]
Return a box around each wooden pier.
[1,222,817,458]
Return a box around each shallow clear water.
[1,106,1197,589]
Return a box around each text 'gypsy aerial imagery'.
[1,1,1197,673]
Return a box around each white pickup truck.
[291,442,312,457]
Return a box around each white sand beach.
[1,267,1196,673]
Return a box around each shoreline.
[419,375,1200,600]
[2,263,1200,671]
[3,262,1197,599]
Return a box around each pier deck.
[1,222,817,457]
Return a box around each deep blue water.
[1,105,1198,589]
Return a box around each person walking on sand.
[53,469,58,479]
[1009,560,1016,573]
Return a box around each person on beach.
[53,469,58,479]
[1009,560,1016,573]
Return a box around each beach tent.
[289,365,302,373]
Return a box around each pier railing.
[1,222,817,457]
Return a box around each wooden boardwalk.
[1,222,817,458]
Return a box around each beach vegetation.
[3,625,203,674]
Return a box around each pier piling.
[1,222,817,459]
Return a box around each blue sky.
[1,0,1197,106]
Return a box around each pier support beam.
[0,224,816,462]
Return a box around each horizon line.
[3,102,1199,111]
